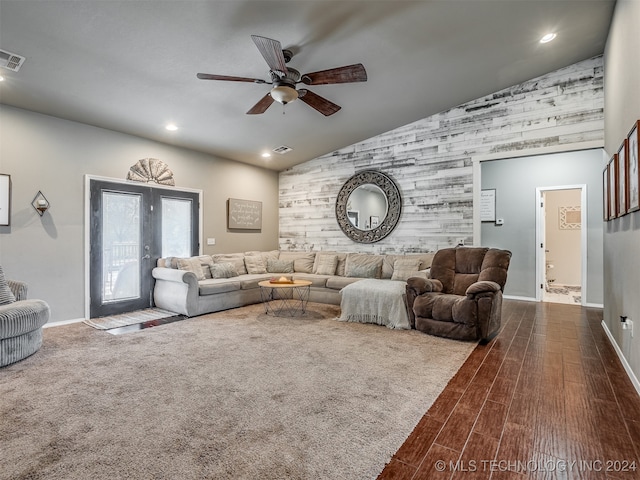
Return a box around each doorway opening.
[536,185,586,305]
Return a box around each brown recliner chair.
[406,247,511,343]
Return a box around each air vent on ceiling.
[0,49,26,72]
[272,145,293,154]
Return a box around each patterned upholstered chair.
[0,267,50,367]
[406,247,511,343]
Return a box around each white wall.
[603,0,640,380]
[0,106,279,322]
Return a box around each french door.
[89,179,199,318]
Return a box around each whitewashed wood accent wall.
[279,56,604,253]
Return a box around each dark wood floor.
[378,300,640,480]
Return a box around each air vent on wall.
[0,49,26,72]
[272,145,293,154]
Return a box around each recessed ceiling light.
[540,33,557,44]
[165,124,178,131]
[0,76,4,82]
[261,152,271,158]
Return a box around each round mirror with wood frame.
[335,170,402,243]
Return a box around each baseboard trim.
[601,320,640,397]
[584,302,604,309]
[503,295,537,302]
[43,318,86,328]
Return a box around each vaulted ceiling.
[0,0,615,171]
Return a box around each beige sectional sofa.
[152,250,434,317]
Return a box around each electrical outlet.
[207,238,216,246]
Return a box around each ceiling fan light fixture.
[270,85,298,104]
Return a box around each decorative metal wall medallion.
[335,170,402,243]
[126,158,175,186]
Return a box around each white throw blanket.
[339,279,410,329]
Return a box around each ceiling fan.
[196,35,367,116]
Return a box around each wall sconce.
[31,191,50,216]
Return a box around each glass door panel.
[161,197,193,257]
[102,191,141,302]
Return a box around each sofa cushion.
[313,254,338,276]
[312,251,347,276]
[409,252,436,271]
[279,252,315,273]
[198,279,241,296]
[325,276,363,290]
[344,253,383,279]
[177,257,206,281]
[213,253,248,275]
[193,255,214,279]
[240,274,273,290]
[244,255,267,274]
[245,250,280,264]
[0,266,16,305]
[381,255,405,279]
[414,293,477,325]
[291,273,331,288]
[266,258,294,273]
[209,262,239,279]
[391,258,422,281]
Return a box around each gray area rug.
[0,302,476,480]
[83,307,181,330]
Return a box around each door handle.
[142,254,151,260]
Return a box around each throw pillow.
[313,254,338,275]
[266,258,294,274]
[0,266,16,305]
[344,253,383,279]
[346,263,380,279]
[209,262,239,279]
[244,255,267,274]
[391,258,422,281]
[278,252,315,273]
[194,255,214,279]
[212,253,248,275]
[176,258,206,281]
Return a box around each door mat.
[83,308,182,330]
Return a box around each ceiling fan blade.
[301,63,367,85]
[196,73,266,84]
[246,93,275,115]
[251,35,288,75]
[298,89,341,116]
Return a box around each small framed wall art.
[608,154,618,220]
[0,174,10,226]
[617,138,629,216]
[628,120,640,212]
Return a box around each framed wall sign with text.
[480,189,496,222]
